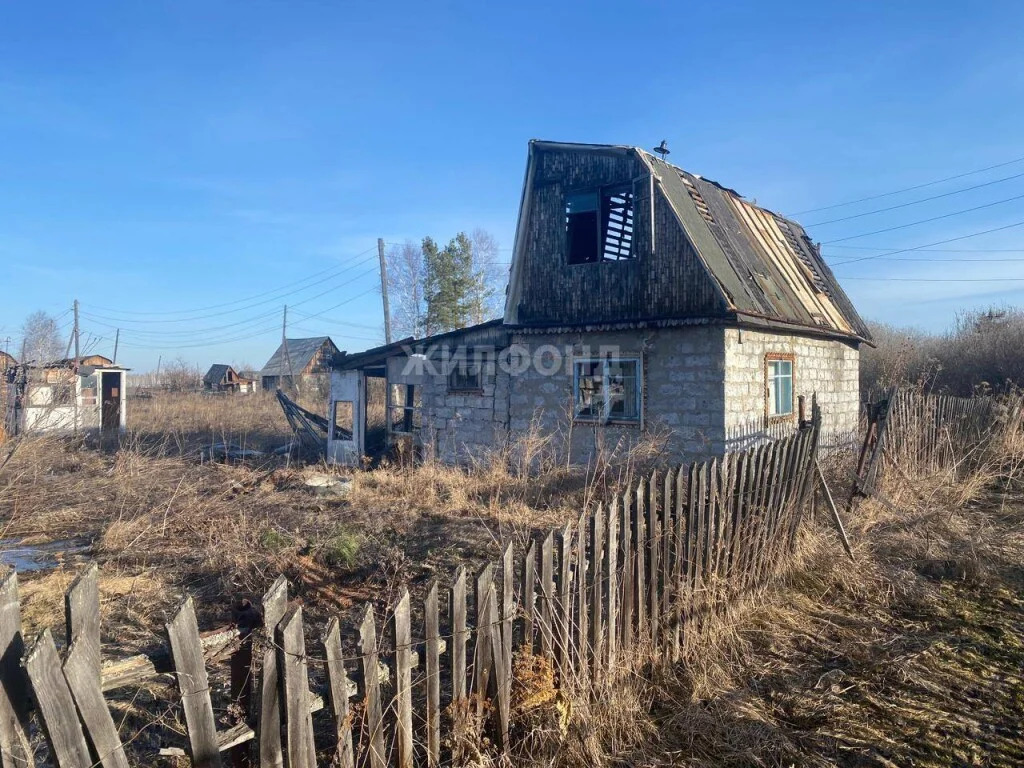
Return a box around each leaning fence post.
[322,618,354,768]
[63,637,131,768]
[23,629,92,768]
[166,597,223,768]
[392,590,414,768]
[64,562,100,681]
[424,582,441,768]
[358,605,386,768]
[0,568,33,768]
[276,606,316,768]
[258,576,288,768]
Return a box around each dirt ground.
[623,482,1024,767]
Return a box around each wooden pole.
[72,299,80,435]
[378,238,392,345]
[816,461,855,561]
[112,329,119,365]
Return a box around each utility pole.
[378,237,392,344]
[73,299,80,435]
[113,329,120,365]
[155,355,162,390]
[282,305,296,392]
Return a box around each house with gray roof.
[259,337,338,392]
[203,364,256,394]
[327,140,869,466]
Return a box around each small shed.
[203,364,256,394]
[259,337,338,392]
[4,360,128,437]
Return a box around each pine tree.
[423,233,486,335]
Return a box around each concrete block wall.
[418,366,512,465]
[722,328,860,448]
[506,326,728,464]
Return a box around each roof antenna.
[653,140,670,160]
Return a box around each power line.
[789,153,1024,216]
[805,169,1024,227]
[81,264,381,337]
[829,219,1024,267]
[821,192,1024,244]
[85,252,380,325]
[824,245,1024,252]
[88,245,379,317]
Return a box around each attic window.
[566,186,635,264]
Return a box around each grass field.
[1,391,1023,766]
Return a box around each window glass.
[767,359,794,416]
[574,358,641,422]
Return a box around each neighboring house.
[327,140,870,467]
[0,351,16,373]
[203,364,256,394]
[4,359,128,437]
[259,337,339,392]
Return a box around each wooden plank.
[23,629,92,768]
[575,509,589,684]
[590,503,605,681]
[817,461,854,561]
[276,607,316,768]
[321,619,354,768]
[539,533,555,660]
[63,637,130,768]
[166,597,223,768]
[522,540,537,652]
[64,562,100,682]
[473,564,495,707]
[646,472,660,652]
[358,605,386,768]
[392,590,413,768]
[258,575,288,768]
[450,566,467,702]
[672,464,687,660]
[499,544,512,729]
[0,568,32,768]
[556,525,572,682]
[661,469,674,652]
[424,583,441,768]
[684,462,700,635]
[488,583,509,750]
[633,480,647,643]
[605,498,619,674]
[620,491,634,654]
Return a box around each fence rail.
[0,422,823,768]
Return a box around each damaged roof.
[646,153,869,340]
[520,141,870,342]
[259,337,335,378]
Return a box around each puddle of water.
[0,538,91,572]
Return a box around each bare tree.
[161,357,201,392]
[386,240,427,339]
[20,310,65,365]
[468,228,507,324]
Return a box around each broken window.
[573,358,642,423]
[388,384,422,434]
[566,186,635,264]
[333,400,354,440]
[766,356,794,417]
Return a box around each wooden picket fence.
[852,389,1023,500]
[0,422,821,768]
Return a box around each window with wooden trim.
[573,357,642,423]
[766,356,794,417]
[566,185,635,264]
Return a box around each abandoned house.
[203,364,256,394]
[4,358,128,436]
[327,140,870,467]
[259,337,339,393]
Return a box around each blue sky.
[1,1,1023,371]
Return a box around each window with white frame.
[573,357,642,423]
[766,356,794,417]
